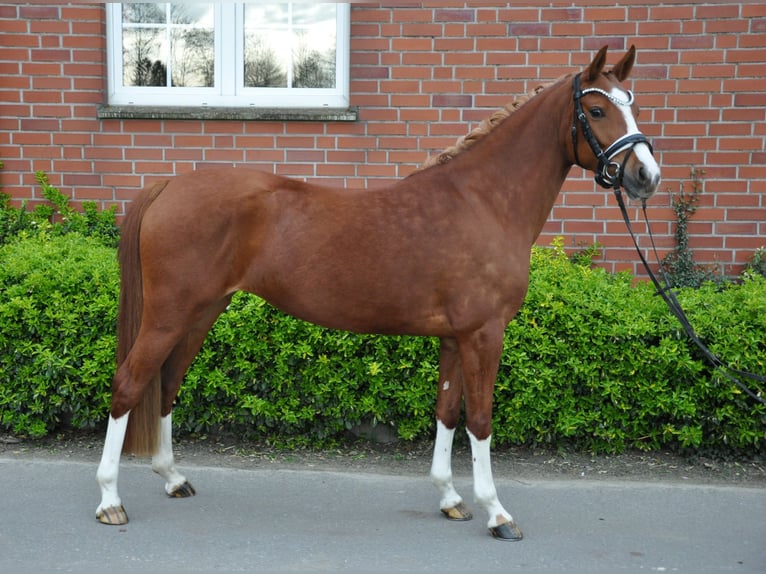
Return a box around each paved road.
[1,455,763,573]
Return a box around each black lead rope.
[612,185,766,406]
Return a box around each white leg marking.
[467,429,513,528]
[96,413,128,516]
[430,419,463,510]
[151,412,189,495]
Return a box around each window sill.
[97,105,359,122]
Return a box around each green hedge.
[499,242,766,453]
[1,233,764,454]
[0,233,117,436]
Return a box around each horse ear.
[583,45,609,82]
[611,45,636,82]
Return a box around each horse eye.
[589,107,604,119]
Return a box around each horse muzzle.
[618,141,661,201]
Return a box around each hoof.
[168,481,196,498]
[96,505,129,525]
[440,501,473,521]
[489,520,523,541]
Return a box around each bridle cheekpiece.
[571,73,653,190]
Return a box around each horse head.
[572,45,661,201]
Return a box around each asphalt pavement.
[1,455,763,573]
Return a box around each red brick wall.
[1,2,765,277]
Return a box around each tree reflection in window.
[122,3,214,88]
[244,3,336,89]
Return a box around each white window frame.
[105,3,350,109]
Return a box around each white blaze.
[610,86,661,184]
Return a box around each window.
[105,3,350,109]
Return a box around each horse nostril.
[637,165,648,184]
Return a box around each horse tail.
[119,180,168,456]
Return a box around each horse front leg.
[96,413,129,524]
[459,324,523,541]
[467,429,522,540]
[431,337,473,521]
[151,412,196,498]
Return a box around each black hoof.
[168,481,196,498]
[489,521,523,541]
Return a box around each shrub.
[745,247,766,279]
[0,233,118,436]
[495,239,765,454]
[0,171,119,248]
[0,232,763,455]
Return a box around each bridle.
[571,72,653,190]
[570,73,766,405]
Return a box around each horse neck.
[444,77,574,244]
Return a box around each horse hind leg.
[97,415,201,522]
[96,413,130,524]
[96,299,227,524]
[97,417,200,523]
[151,296,231,499]
[96,334,181,525]
[152,412,196,498]
[430,337,472,521]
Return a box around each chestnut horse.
[96,46,660,540]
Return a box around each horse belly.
[247,242,525,338]
[251,261,452,336]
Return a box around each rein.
[571,73,766,405]
[613,189,766,406]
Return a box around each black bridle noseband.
[571,73,766,405]
[571,72,653,190]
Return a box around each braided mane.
[416,77,562,171]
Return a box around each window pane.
[122,3,214,88]
[244,3,288,27]
[123,27,168,86]
[292,3,335,26]
[243,4,289,88]
[243,2,336,89]
[169,4,215,87]
[123,3,167,25]
[244,31,288,87]
[292,4,336,88]
[292,30,335,88]
[171,29,214,87]
[171,4,214,26]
